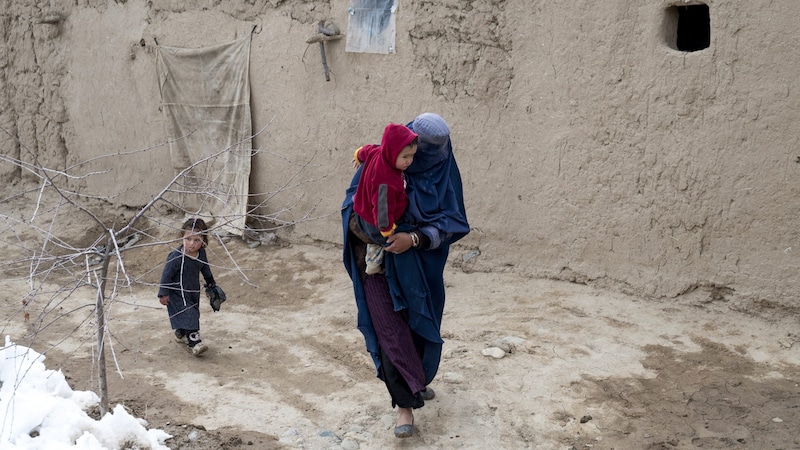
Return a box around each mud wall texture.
[2,0,798,306]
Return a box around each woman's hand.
[159,296,169,306]
[385,232,414,254]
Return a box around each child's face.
[182,231,205,255]
[395,143,417,171]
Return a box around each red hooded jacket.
[353,123,418,237]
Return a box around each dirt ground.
[2,197,800,450]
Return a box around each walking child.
[352,123,418,274]
[158,218,217,356]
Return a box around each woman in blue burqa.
[342,113,470,438]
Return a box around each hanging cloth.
[156,35,253,235]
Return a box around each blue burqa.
[342,129,469,384]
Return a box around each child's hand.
[352,147,363,169]
[159,296,168,306]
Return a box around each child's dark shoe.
[174,330,187,344]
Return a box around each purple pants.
[363,274,426,408]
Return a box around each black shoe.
[420,387,435,400]
[394,422,413,438]
[174,330,187,344]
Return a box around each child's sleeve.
[200,250,216,287]
[377,184,400,237]
[379,223,397,237]
[157,253,178,298]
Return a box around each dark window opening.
[665,4,710,52]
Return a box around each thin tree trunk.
[95,236,112,415]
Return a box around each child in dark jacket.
[158,218,217,356]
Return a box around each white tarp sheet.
[156,36,252,236]
[346,0,397,54]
